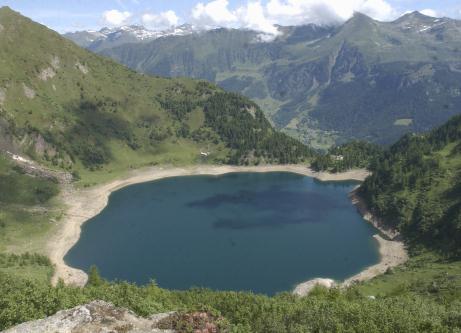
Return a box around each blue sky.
[1,0,459,33]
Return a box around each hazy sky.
[1,0,459,33]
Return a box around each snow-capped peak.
[75,24,197,43]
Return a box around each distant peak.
[0,6,18,15]
[352,11,372,18]
[342,12,376,27]
[394,11,435,23]
[410,11,432,18]
[347,12,375,23]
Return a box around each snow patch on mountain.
[67,24,197,45]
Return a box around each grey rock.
[2,300,175,333]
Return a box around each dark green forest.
[360,115,461,254]
[203,93,315,164]
[311,141,383,172]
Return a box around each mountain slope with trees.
[360,115,461,254]
[74,12,461,147]
[0,6,313,184]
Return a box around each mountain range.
[66,12,461,148]
[64,24,197,51]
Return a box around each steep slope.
[360,114,461,254]
[83,12,461,146]
[0,7,313,183]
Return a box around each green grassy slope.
[0,154,60,253]
[0,7,313,187]
[92,12,461,146]
[358,252,461,301]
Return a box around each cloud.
[189,0,398,39]
[420,9,438,17]
[98,0,401,37]
[357,0,395,21]
[191,0,281,40]
[265,0,396,25]
[102,9,132,26]
[237,2,279,34]
[142,10,179,30]
[191,0,238,27]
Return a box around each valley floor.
[48,164,407,292]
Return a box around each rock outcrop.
[293,278,336,296]
[2,301,175,333]
[3,301,228,333]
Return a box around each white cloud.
[192,0,238,27]
[102,9,132,26]
[266,0,396,26]
[420,8,438,17]
[236,1,280,36]
[142,10,179,30]
[98,0,403,37]
[188,0,398,39]
[358,0,395,21]
[191,0,281,39]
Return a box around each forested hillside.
[203,93,311,164]
[360,115,461,254]
[75,12,461,146]
[0,7,313,184]
[311,141,383,172]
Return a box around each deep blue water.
[65,172,379,295]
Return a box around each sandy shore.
[47,164,379,287]
[342,234,408,286]
[293,235,408,296]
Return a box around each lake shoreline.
[48,165,406,290]
[293,189,408,296]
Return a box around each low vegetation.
[1,255,461,332]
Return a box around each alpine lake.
[66,172,380,295]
